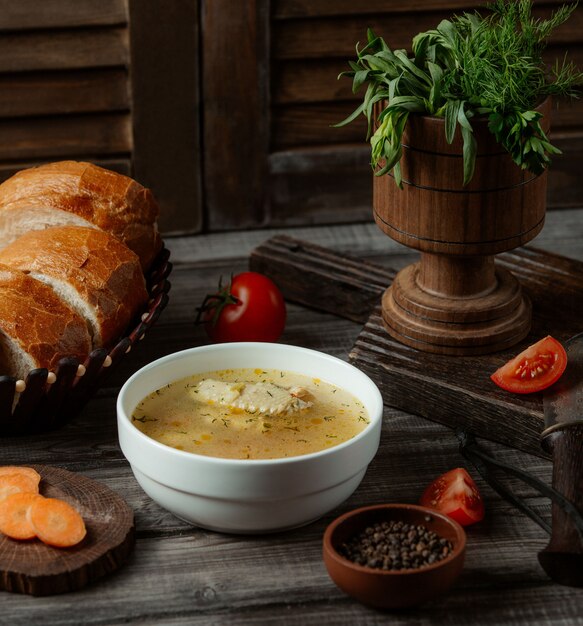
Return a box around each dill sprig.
[336,0,582,185]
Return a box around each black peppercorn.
[339,520,453,571]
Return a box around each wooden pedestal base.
[381,263,532,355]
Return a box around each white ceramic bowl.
[117,342,383,534]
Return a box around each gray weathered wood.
[1,209,583,623]
[250,235,393,323]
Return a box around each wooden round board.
[0,465,134,596]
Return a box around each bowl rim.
[323,503,467,577]
[117,341,384,467]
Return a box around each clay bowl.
[323,503,466,610]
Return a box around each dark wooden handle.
[538,423,583,587]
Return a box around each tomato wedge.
[490,335,567,394]
[420,468,485,526]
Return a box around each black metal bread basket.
[0,246,172,436]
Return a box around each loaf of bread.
[0,264,92,380]
[0,161,162,270]
[0,226,148,349]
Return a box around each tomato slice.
[420,468,485,526]
[490,335,567,394]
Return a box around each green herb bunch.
[337,0,582,186]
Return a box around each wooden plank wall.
[0,2,579,234]
[0,0,132,180]
[267,0,583,228]
[0,0,202,235]
[202,0,271,232]
[129,0,202,234]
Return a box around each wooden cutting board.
[251,235,583,459]
[0,465,134,596]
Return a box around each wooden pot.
[374,98,551,355]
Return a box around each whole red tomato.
[197,272,286,343]
[420,468,485,527]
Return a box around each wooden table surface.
[3,208,583,625]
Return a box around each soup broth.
[131,368,370,460]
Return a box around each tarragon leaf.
[435,19,457,46]
[427,61,443,84]
[387,96,425,112]
[457,103,473,132]
[461,124,477,186]
[393,50,432,85]
[445,99,462,143]
[332,101,366,128]
[393,161,403,188]
[352,70,370,93]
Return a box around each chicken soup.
[131,368,370,459]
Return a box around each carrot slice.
[0,466,41,486]
[0,492,43,540]
[0,473,39,501]
[27,498,86,548]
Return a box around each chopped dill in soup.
[131,368,370,460]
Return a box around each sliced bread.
[0,264,92,380]
[0,226,149,349]
[0,161,162,270]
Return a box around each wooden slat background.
[0,0,132,193]
[0,70,129,117]
[0,0,127,30]
[272,0,571,19]
[129,0,202,235]
[0,1,579,234]
[202,0,271,232]
[0,0,202,235]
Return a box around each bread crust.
[0,264,92,377]
[0,226,149,348]
[0,161,162,269]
